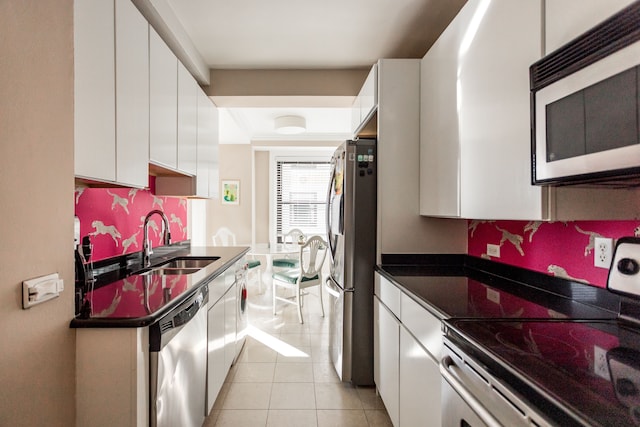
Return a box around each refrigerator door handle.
[324,278,340,298]
[326,276,353,296]
[326,158,337,258]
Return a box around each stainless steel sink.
[139,256,220,276]
[143,267,201,275]
[159,257,219,269]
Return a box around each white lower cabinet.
[207,279,226,414]
[374,297,400,427]
[399,326,441,427]
[374,273,443,427]
[206,270,238,414]
[224,281,237,371]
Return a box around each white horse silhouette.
[496,226,525,256]
[170,213,184,233]
[107,190,130,214]
[90,220,121,246]
[574,226,603,256]
[121,231,140,254]
[523,221,543,242]
[152,195,164,210]
[75,187,86,204]
[140,216,160,238]
[547,264,589,284]
[128,188,139,204]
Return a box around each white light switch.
[22,273,64,309]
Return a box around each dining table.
[248,243,301,290]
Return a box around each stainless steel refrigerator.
[325,139,376,386]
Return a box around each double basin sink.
[138,256,220,276]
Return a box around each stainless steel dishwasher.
[149,284,208,427]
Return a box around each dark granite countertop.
[70,245,249,328]
[376,254,620,321]
[377,254,632,426]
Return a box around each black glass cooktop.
[445,318,640,426]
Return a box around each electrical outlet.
[487,244,500,258]
[594,237,613,269]
[486,288,500,304]
[594,345,610,380]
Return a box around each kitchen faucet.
[143,209,171,267]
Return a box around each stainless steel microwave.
[530,3,640,186]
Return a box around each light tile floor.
[203,271,392,427]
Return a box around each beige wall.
[254,151,270,244]
[0,1,75,426]
[210,145,254,244]
[207,69,369,98]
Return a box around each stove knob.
[617,258,640,276]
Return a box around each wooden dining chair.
[272,235,327,324]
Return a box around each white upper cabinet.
[177,62,198,175]
[74,0,116,183]
[545,0,637,54]
[196,89,219,198]
[352,64,378,135]
[420,0,548,220]
[149,26,178,170]
[419,12,463,217]
[115,0,149,188]
[75,0,149,188]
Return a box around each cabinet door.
[115,0,149,188]
[224,283,237,370]
[419,12,463,217]
[209,102,220,199]
[545,0,636,54]
[207,300,225,414]
[359,64,377,125]
[177,62,198,175]
[196,89,217,198]
[149,26,178,170]
[399,326,441,427]
[457,0,546,219]
[374,297,400,427]
[74,0,116,182]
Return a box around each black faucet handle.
[81,235,92,262]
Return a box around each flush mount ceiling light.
[275,115,306,134]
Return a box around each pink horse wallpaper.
[75,178,188,262]
[468,220,640,288]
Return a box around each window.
[276,160,331,242]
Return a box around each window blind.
[276,160,331,242]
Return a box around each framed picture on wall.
[221,180,240,205]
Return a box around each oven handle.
[440,355,503,427]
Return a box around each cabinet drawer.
[400,293,442,360]
[375,274,401,318]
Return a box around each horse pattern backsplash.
[468,220,640,288]
[75,179,188,262]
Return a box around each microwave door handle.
[440,356,502,427]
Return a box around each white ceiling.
[161,0,466,142]
[219,107,353,144]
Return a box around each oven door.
[440,340,552,427]
[441,355,499,427]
